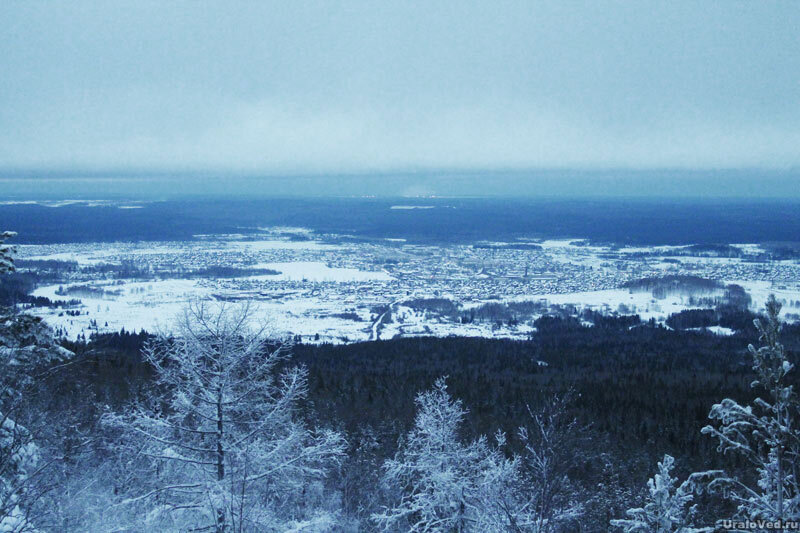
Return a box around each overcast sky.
[1,1,799,175]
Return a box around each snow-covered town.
[18,228,800,343]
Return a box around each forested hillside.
[4,226,800,531]
[34,310,795,530]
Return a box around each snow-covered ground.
[17,232,800,342]
[33,279,204,336]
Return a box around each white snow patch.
[688,326,736,336]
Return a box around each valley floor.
[17,228,800,341]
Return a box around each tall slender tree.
[107,302,346,532]
[611,454,719,533]
[373,377,524,532]
[701,295,800,521]
[516,392,585,532]
[0,232,16,275]
[0,230,69,532]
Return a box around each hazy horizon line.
[1,167,798,200]
[2,165,800,179]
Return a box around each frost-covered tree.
[372,377,523,532]
[106,302,346,532]
[611,454,719,533]
[0,315,67,533]
[701,295,800,521]
[516,392,584,532]
[0,231,16,275]
[0,415,43,533]
[0,230,67,401]
[0,230,70,531]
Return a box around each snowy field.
[18,231,800,343]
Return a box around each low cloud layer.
[1,1,799,172]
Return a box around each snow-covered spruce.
[701,294,800,521]
[104,301,346,532]
[610,454,721,533]
[0,232,15,276]
[373,377,533,532]
[0,230,70,532]
[0,312,71,533]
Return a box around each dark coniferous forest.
[5,278,797,530]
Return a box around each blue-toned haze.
[1,1,799,196]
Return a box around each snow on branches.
[0,230,67,533]
[373,377,531,532]
[0,232,15,276]
[610,454,720,533]
[105,302,346,532]
[701,294,800,521]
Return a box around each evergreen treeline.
[45,313,797,529]
[4,232,800,530]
